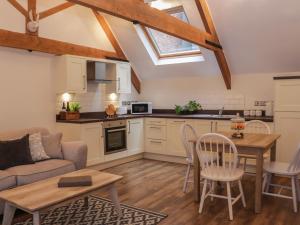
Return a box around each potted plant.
[175,100,202,115]
[60,102,81,120]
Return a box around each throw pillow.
[42,133,63,159]
[0,134,34,170]
[29,133,50,162]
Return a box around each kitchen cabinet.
[195,120,231,134]
[54,55,87,94]
[145,118,167,154]
[127,118,144,156]
[166,119,194,157]
[56,122,104,166]
[275,112,300,162]
[215,120,231,132]
[116,63,131,94]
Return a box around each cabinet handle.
[215,121,218,132]
[83,75,86,90]
[173,120,186,123]
[149,126,161,129]
[150,140,162,144]
[118,77,121,91]
[128,121,131,134]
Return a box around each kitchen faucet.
[219,106,225,116]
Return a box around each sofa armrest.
[61,141,87,170]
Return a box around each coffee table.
[0,169,123,225]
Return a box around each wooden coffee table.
[0,169,123,225]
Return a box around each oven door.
[104,126,127,155]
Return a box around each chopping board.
[105,104,116,116]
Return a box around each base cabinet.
[56,122,104,166]
[127,118,144,156]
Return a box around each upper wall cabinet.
[54,55,87,94]
[116,63,131,94]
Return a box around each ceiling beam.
[93,10,141,94]
[67,0,221,52]
[195,0,231,89]
[0,29,118,59]
[39,2,75,20]
[7,0,27,17]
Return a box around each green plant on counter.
[175,105,184,114]
[175,100,202,115]
[70,102,81,112]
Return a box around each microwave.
[131,102,153,114]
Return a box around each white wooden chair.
[180,124,197,193]
[262,145,300,212]
[196,133,246,220]
[238,120,271,172]
[180,124,217,193]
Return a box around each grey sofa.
[0,127,88,214]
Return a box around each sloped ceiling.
[105,0,300,80]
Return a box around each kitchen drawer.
[145,118,167,126]
[146,125,166,139]
[145,138,166,154]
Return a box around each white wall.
[0,47,56,132]
[138,73,299,111]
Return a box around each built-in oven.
[103,120,127,155]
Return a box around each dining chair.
[180,124,217,193]
[262,145,300,212]
[238,120,271,172]
[196,133,246,220]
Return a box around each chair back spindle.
[245,120,271,134]
[180,124,198,163]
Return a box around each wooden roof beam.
[93,10,141,94]
[39,2,75,20]
[0,29,118,59]
[195,0,231,89]
[67,0,221,51]
[7,0,27,17]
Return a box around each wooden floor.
[98,159,300,225]
[6,159,300,225]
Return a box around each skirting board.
[88,153,143,170]
[143,152,187,164]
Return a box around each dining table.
[191,132,281,213]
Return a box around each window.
[142,6,201,59]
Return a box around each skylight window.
[142,6,201,59]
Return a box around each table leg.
[2,202,16,225]
[33,212,41,225]
[255,150,263,213]
[108,184,123,217]
[270,142,277,162]
[193,143,200,202]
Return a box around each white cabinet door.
[275,79,300,111]
[67,56,87,93]
[215,120,231,132]
[54,55,87,94]
[275,112,300,162]
[195,120,213,135]
[81,123,103,166]
[116,63,131,94]
[127,118,144,155]
[166,119,194,157]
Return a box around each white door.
[116,63,131,94]
[127,119,144,155]
[275,112,300,162]
[67,56,87,93]
[275,79,300,111]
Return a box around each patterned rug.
[13,196,167,225]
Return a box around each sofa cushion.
[42,133,63,159]
[0,134,34,170]
[0,170,16,191]
[6,159,75,186]
[29,133,50,162]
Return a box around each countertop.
[56,113,274,124]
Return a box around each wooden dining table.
[191,132,281,213]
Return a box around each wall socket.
[254,101,267,106]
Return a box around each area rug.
[13,196,167,225]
